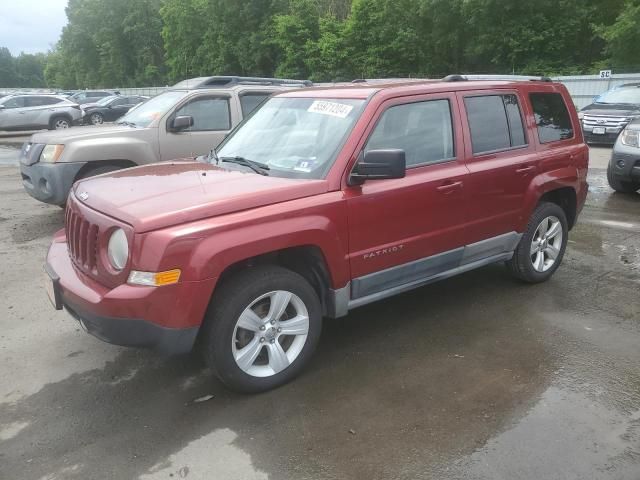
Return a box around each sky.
[0,0,68,55]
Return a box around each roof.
[277,77,561,99]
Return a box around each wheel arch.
[74,159,138,181]
[521,168,579,231]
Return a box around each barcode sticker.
[307,101,353,118]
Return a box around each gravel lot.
[0,145,639,480]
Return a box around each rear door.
[158,93,238,161]
[345,93,469,300]
[458,89,538,243]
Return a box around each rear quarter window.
[529,93,574,143]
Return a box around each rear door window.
[464,94,527,154]
[239,93,270,117]
[529,93,574,143]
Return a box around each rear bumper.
[46,232,217,355]
[20,161,86,205]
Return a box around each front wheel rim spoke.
[537,218,549,236]
[545,243,560,260]
[267,291,292,322]
[235,336,263,370]
[279,314,309,336]
[267,342,290,373]
[237,308,263,332]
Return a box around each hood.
[581,103,640,117]
[72,161,328,232]
[30,124,148,145]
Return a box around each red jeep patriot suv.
[46,76,588,392]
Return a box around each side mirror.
[349,149,406,185]
[170,115,194,132]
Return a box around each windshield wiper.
[116,120,137,127]
[220,156,270,176]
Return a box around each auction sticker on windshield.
[307,101,354,118]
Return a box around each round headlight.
[107,228,129,271]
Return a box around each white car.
[0,94,83,131]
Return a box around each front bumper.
[609,146,640,182]
[46,232,217,355]
[583,128,622,145]
[20,161,86,205]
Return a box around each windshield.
[596,87,640,105]
[118,90,189,127]
[97,95,118,106]
[216,97,365,179]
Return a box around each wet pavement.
[0,146,639,479]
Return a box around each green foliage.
[1,0,640,88]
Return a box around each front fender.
[518,166,579,232]
[133,193,351,289]
[61,136,158,165]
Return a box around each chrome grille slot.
[65,206,99,271]
[583,114,629,130]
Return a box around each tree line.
[2,0,640,89]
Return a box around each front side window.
[365,99,454,167]
[240,93,270,116]
[529,93,574,143]
[217,97,365,179]
[465,94,527,154]
[174,96,231,131]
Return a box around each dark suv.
[46,76,588,392]
[580,83,640,145]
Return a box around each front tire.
[200,266,322,393]
[89,112,104,125]
[607,163,638,193]
[507,202,568,283]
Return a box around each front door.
[346,94,469,300]
[159,94,237,161]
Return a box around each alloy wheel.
[54,119,70,129]
[90,113,103,125]
[530,215,563,272]
[232,290,309,377]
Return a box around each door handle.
[436,180,463,193]
[516,165,536,174]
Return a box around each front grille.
[583,114,629,130]
[65,206,99,271]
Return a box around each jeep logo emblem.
[78,191,89,201]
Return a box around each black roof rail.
[442,74,553,83]
[172,76,312,89]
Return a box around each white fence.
[552,73,640,109]
[3,73,640,109]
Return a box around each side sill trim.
[347,252,513,310]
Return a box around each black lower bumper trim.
[63,300,199,355]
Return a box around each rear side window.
[529,93,574,143]
[365,99,455,167]
[26,97,62,106]
[239,93,270,116]
[464,94,527,154]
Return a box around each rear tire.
[507,202,568,283]
[199,265,322,393]
[607,163,638,193]
[49,116,71,130]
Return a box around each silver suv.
[20,76,311,205]
[0,94,83,130]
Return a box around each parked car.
[45,76,588,393]
[608,120,640,193]
[20,76,309,206]
[0,94,83,131]
[68,90,120,105]
[82,95,148,125]
[579,83,640,145]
